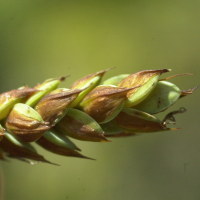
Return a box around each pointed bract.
[69,68,113,107]
[0,87,38,120]
[25,77,66,107]
[118,69,170,107]
[80,85,133,124]
[6,103,51,142]
[43,129,81,151]
[37,136,94,160]
[55,108,109,142]
[114,108,171,133]
[35,88,83,125]
[0,132,55,165]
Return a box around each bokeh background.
[0,0,200,200]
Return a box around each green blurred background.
[0,0,200,199]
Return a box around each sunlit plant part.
[0,68,197,165]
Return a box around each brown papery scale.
[118,69,170,98]
[55,113,109,142]
[6,108,51,142]
[37,136,94,160]
[80,85,135,123]
[35,88,83,124]
[0,136,56,165]
[70,68,113,89]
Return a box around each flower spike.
[0,68,197,165]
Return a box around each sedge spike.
[0,68,197,165]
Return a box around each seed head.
[0,68,197,164]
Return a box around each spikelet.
[0,68,197,165]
